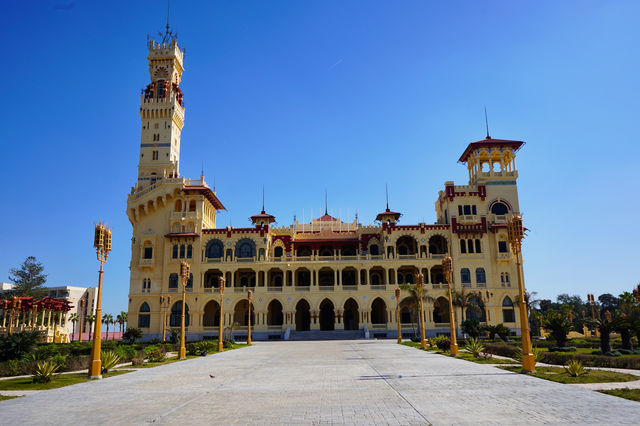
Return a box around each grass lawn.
[0,370,133,391]
[400,341,517,364]
[130,343,249,369]
[498,366,639,384]
[0,395,20,401]
[598,388,640,402]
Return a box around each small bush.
[436,338,451,352]
[223,339,234,349]
[32,360,60,383]
[144,345,167,362]
[101,351,121,373]
[550,347,577,352]
[484,343,518,358]
[131,350,145,366]
[565,360,587,377]
[0,331,41,361]
[462,320,482,339]
[514,347,545,365]
[122,328,143,345]
[605,351,622,357]
[169,329,180,345]
[410,336,421,343]
[480,347,494,359]
[463,338,485,357]
[187,341,217,356]
[64,355,90,372]
[115,345,137,362]
[618,349,633,355]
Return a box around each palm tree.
[68,313,79,341]
[618,292,637,317]
[117,311,128,337]
[451,288,481,325]
[515,291,540,314]
[543,310,572,347]
[103,314,113,341]
[399,283,434,338]
[111,317,117,340]
[86,313,96,341]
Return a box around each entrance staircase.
[289,330,364,341]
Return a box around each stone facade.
[126,35,528,340]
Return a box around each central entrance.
[295,299,311,331]
[343,298,359,330]
[319,299,335,331]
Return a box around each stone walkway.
[1,340,639,424]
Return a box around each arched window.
[170,302,189,327]
[186,273,193,288]
[274,246,283,258]
[371,274,380,285]
[467,239,474,254]
[475,268,486,284]
[179,245,185,258]
[460,239,466,254]
[187,245,192,259]
[369,245,379,256]
[235,239,256,258]
[501,272,511,287]
[205,240,224,259]
[475,239,482,253]
[174,200,182,212]
[189,200,196,211]
[172,244,178,259]
[169,273,179,289]
[138,302,150,328]
[502,296,515,323]
[460,268,471,283]
[491,202,509,215]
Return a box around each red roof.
[458,137,524,163]
[164,232,200,238]
[375,208,402,222]
[317,214,338,222]
[250,210,276,223]
[182,185,226,210]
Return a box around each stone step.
[289,330,364,341]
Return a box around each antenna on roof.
[484,106,491,139]
[160,0,177,43]
[201,161,204,180]
[324,189,328,215]
[213,176,216,192]
[385,183,389,210]
[262,185,265,212]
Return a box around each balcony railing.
[267,286,283,292]
[342,285,357,291]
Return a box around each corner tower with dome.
[126,31,528,341]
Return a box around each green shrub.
[101,340,118,351]
[131,350,145,366]
[462,320,482,339]
[436,338,451,352]
[619,349,633,355]
[565,360,587,377]
[101,351,120,373]
[514,347,545,365]
[223,339,234,349]
[549,347,577,352]
[605,351,622,357]
[484,343,518,358]
[410,336,421,343]
[64,355,90,372]
[52,354,66,369]
[122,328,143,345]
[32,360,60,383]
[187,341,216,356]
[115,345,137,362]
[1,359,26,376]
[144,345,167,362]
[169,329,180,345]
[0,331,41,361]
[463,338,485,357]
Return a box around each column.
[335,269,340,287]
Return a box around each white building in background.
[0,284,97,335]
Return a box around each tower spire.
[385,183,389,210]
[324,189,328,215]
[262,185,265,213]
[484,106,491,139]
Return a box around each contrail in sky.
[329,59,343,69]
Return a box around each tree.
[399,283,434,337]
[103,314,113,340]
[117,311,128,336]
[586,313,619,354]
[618,292,637,317]
[68,313,79,341]
[542,310,572,347]
[461,319,481,338]
[598,294,619,316]
[8,257,47,298]
[86,314,96,341]
[122,327,143,344]
[451,288,481,325]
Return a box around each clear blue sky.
[1,1,638,318]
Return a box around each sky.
[1,1,639,319]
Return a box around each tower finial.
[484,106,491,139]
[262,185,265,213]
[166,0,171,34]
[385,183,389,210]
[160,0,176,43]
[201,161,204,180]
[324,189,328,215]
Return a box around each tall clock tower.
[137,37,185,189]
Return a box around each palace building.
[126,33,527,340]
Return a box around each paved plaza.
[3,340,640,425]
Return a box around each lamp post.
[507,215,535,373]
[395,287,402,343]
[442,256,458,355]
[247,290,253,345]
[160,296,171,343]
[218,277,225,352]
[89,222,112,379]
[178,261,190,360]
[417,273,427,349]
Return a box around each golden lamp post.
[218,277,226,352]
[89,222,111,379]
[416,274,427,349]
[178,260,190,360]
[395,287,402,344]
[442,255,458,355]
[160,296,171,343]
[247,290,253,345]
[507,215,535,373]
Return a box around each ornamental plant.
[101,350,121,373]
[565,360,587,377]
[32,360,60,383]
[463,337,485,358]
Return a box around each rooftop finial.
[484,106,491,139]
[262,185,265,213]
[201,161,204,180]
[324,189,328,215]
[385,183,389,210]
[160,0,177,43]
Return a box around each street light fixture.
[218,277,225,352]
[178,260,190,360]
[89,222,111,379]
[160,296,171,343]
[247,290,253,345]
[507,215,535,373]
[416,273,427,349]
[442,255,458,355]
[395,287,402,344]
